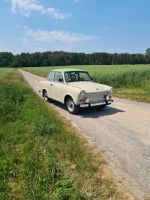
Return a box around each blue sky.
[0,0,149,54]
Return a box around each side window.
[53,72,63,82]
[70,72,78,81]
[47,72,54,81]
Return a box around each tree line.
[0,50,150,67]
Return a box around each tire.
[43,90,49,102]
[66,97,79,114]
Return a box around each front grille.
[87,92,107,103]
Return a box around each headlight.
[85,97,90,103]
[106,95,110,101]
[79,90,86,97]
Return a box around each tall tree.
[146,48,150,56]
[0,52,14,67]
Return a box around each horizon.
[0,50,148,55]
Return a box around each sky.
[0,0,150,54]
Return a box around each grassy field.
[0,68,133,199]
[24,65,150,103]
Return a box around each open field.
[0,68,133,199]
[24,64,150,103]
[0,68,14,79]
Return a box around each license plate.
[80,104,89,108]
[90,102,105,107]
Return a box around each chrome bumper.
[79,99,113,108]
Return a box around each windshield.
[65,71,91,83]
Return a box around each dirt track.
[19,69,150,199]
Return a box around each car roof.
[49,68,86,73]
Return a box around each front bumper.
[79,99,113,108]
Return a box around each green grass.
[0,69,133,199]
[24,65,150,103]
[0,68,14,79]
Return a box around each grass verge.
[23,65,150,103]
[0,68,134,199]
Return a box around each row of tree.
[0,50,150,67]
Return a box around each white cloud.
[46,7,70,20]
[24,28,95,43]
[8,0,70,19]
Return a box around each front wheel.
[66,97,79,114]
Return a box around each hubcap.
[67,100,75,113]
[44,96,48,101]
[44,93,48,101]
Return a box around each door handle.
[50,83,53,86]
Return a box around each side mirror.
[58,78,63,82]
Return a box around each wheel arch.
[64,94,74,105]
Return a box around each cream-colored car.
[39,69,113,114]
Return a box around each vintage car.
[39,69,113,114]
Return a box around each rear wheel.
[43,90,49,102]
[66,97,79,114]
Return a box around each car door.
[50,72,64,102]
[47,71,55,98]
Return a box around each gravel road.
[19,69,150,199]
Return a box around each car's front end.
[78,88,113,108]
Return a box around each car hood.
[67,81,111,93]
